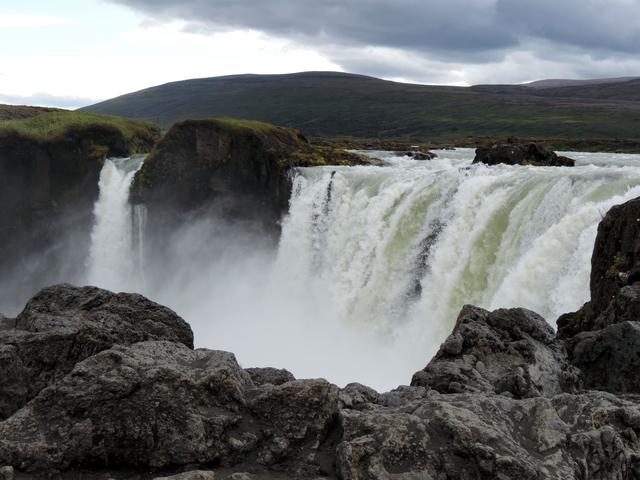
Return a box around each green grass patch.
[0,111,158,142]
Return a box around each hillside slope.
[82,71,640,140]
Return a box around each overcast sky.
[2,0,640,108]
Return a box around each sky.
[1,0,640,109]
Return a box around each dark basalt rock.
[0,284,192,421]
[337,391,640,480]
[0,340,339,477]
[558,197,640,338]
[246,367,296,386]
[411,305,580,398]
[395,150,438,160]
[569,321,640,394]
[473,142,575,167]
[131,119,373,236]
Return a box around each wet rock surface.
[3,196,640,479]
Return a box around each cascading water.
[272,149,640,385]
[86,155,145,291]
[83,148,640,391]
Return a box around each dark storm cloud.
[107,0,640,83]
[108,0,518,55]
[109,0,640,54]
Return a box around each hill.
[0,104,60,121]
[81,71,640,142]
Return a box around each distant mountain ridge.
[81,71,640,141]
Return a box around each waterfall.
[132,204,147,283]
[87,156,145,291]
[81,148,640,390]
[273,149,640,383]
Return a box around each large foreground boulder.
[473,142,575,167]
[0,341,339,476]
[337,390,640,480]
[0,284,192,421]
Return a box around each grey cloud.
[106,0,640,84]
[108,0,519,56]
[496,0,640,54]
[109,0,640,56]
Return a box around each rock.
[0,339,339,476]
[558,197,640,337]
[569,321,640,393]
[131,119,373,236]
[0,284,193,420]
[589,198,640,314]
[6,250,640,480]
[337,391,640,480]
[0,466,13,480]
[339,383,381,410]
[229,474,255,480]
[246,367,295,386]
[154,471,216,480]
[473,142,575,167]
[411,305,580,397]
[395,150,438,160]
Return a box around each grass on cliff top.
[0,111,158,141]
[210,117,279,135]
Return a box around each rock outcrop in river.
[2,195,640,479]
[473,141,575,167]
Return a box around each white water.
[86,156,144,291]
[85,149,640,391]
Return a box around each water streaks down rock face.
[3,196,640,478]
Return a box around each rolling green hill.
[81,72,640,141]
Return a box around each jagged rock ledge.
[3,197,640,479]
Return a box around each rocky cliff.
[0,114,160,311]
[2,195,640,479]
[131,118,374,233]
